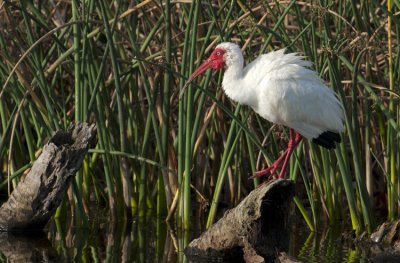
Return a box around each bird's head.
[180,42,242,99]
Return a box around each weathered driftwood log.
[0,122,96,232]
[370,220,400,246]
[364,220,400,262]
[185,179,295,263]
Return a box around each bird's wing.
[243,50,344,139]
[243,49,312,86]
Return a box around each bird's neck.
[222,63,255,107]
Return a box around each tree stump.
[185,179,295,263]
[0,122,96,232]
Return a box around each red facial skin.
[187,48,226,81]
[180,48,226,99]
[208,48,226,69]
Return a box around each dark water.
[288,226,366,263]
[0,215,395,262]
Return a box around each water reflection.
[289,226,366,263]
[49,216,183,263]
[0,216,399,262]
[0,232,59,262]
[49,216,189,263]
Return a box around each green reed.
[0,0,399,235]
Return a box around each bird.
[180,42,344,179]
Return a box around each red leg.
[252,148,289,178]
[278,129,302,178]
[253,129,302,179]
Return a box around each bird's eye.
[216,51,221,56]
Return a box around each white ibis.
[181,42,344,179]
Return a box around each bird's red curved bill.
[179,59,213,99]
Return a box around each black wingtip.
[312,131,341,149]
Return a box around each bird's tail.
[312,131,341,149]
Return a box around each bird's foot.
[252,165,279,178]
[250,130,302,180]
[250,150,288,179]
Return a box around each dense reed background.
[0,0,399,235]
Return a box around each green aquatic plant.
[0,0,399,235]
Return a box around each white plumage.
[217,42,344,140]
[182,42,345,178]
